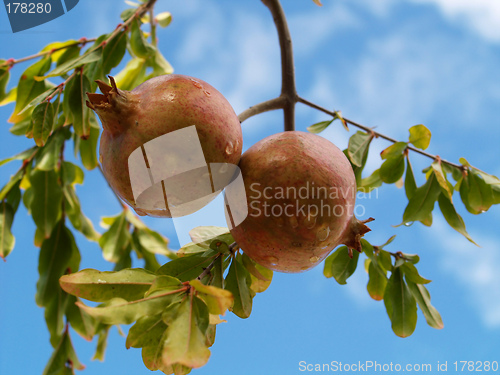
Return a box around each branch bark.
[261,0,297,131]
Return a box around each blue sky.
[1,0,500,374]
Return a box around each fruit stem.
[341,217,375,258]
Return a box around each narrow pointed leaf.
[438,193,478,245]
[224,257,253,319]
[0,65,10,102]
[66,295,97,341]
[114,57,147,91]
[431,161,453,201]
[401,262,431,284]
[367,262,387,301]
[406,280,443,329]
[36,221,80,307]
[190,279,233,315]
[30,169,62,239]
[102,32,127,75]
[359,169,382,192]
[384,268,417,338]
[405,157,417,200]
[11,56,52,121]
[42,329,85,375]
[380,154,405,184]
[126,314,167,349]
[68,73,92,139]
[32,101,54,147]
[130,19,156,58]
[162,295,211,368]
[307,119,332,134]
[157,254,216,282]
[323,246,359,285]
[156,12,172,27]
[98,211,131,262]
[401,172,441,225]
[43,48,102,79]
[76,287,185,325]
[93,324,111,361]
[0,201,15,259]
[348,131,372,167]
[45,287,69,347]
[60,268,156,302]
[79,125,99,170]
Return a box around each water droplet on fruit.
[275,216,284,227]
[289,215,299,228]
[135,208,147,216]
[203,90,211,97]
[304,213,317,229]
[316,226,330,242]
[99,154,103,164]
[190,79,202,89]
[264,255,279,265]
[309,255,320,263]
[225,142,234,155]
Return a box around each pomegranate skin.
[87,74,243,217]
[229,131,372,273]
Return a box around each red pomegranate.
[229,131,373,273]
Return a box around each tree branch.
[238,97,285,123]
[297,96,465,171]
[261,0,297,131]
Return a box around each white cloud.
[408,0,500,41]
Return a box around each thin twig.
[196,254,222,281]
[0,38,96,69]
[261,0,297,131]
[297,96,465,170]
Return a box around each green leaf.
[45,286,69,347]
[408,124,431,150]
[347,131,372,167]
[126,314,167,349]
[43,48,102,79]
[30,169,63,239]
[36,221,80,307]
[134,227,174,258]
[406,280,443,329]
[0,65,11,102]
[66,295,97,341]
[24,85,59,110]
[0,201,15,259]
[380,154,405,184]
[61,161,84,186]
[92,324,110,361]
[147,49,173,77]
[384,267,417,338]
[11,56,52,122]
[323,246,359,284]
[130,19,156,58]
[76,286,185,325]
[307,119,332,134]
[32,101,55,147]
[380,141,407,160]
[36,132,65,171]
[359,169,382,192]
[114,57,147,91]
[438,193,478,245]
[0,146,37,167]
[241,253,273,293]
[431,160,453,201]
[156,12,173,27]
[63,185,100,242]
[401,262,431,284]
[42,329,85,375]
[102,32,127,76]
[60,268,157,302]
[162,295,211,368]
[225,257,253,319]
[0,86,16,107]
[404,157,417,200]
[157,253,216,281]
[401,172,441,226]
[120,8,136,22]
[460,172,494,214]
[98,212,131,263]
[55,45,81,67]
[190,279,233,316]
[367,261,387,301]
[79,125,100,170]
[67,72,92,139]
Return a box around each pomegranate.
[86,75,242,217]
[229,131,373,273]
